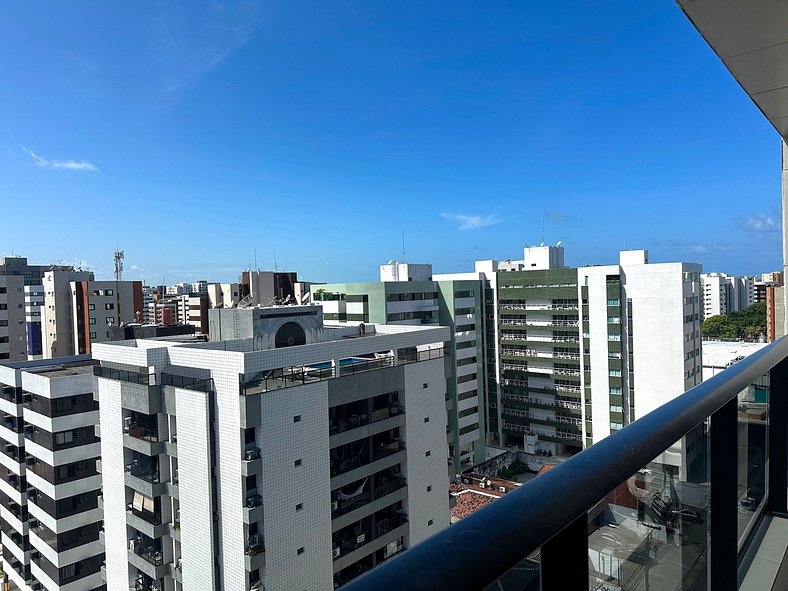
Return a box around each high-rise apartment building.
[0,258,74,362]
[316,264,486,475]
[92,305,450,591]
[42,270,143,358]
[461,246,701,465]
[0,357,104,591]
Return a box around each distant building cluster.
[698,270,785,342]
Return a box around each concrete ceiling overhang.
[678,0,788,140]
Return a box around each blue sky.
[0,1,782,284]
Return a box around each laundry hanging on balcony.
[339,478,368,500]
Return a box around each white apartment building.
[700,272,756,319]
[578,250,703,445]
[0,357,104,591]
[92,305,450,591]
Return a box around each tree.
[702,303,766,340]
[702,314,737,339]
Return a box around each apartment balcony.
[124,424,165,456]
[128,537,168,581]
[244,533,266,572]
[340,332,788,590]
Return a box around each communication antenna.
[541,216,545,246]
[402,231,406,263]
[114,250,124,281]
[114,249,124,330]
[273,251,278,272]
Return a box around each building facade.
[92,306,450,591]
[0,258,74,362]
[0,357,104,591]
[42,271,143,358]
[315,265,487,475]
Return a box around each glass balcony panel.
[484,548,541,591]
[587,425,709,591]
[737,372,769,546]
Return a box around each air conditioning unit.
[499,486,506,493]
[29,519,39,528]
[245,449,260,461]
[332,547,340,558]
[331,500,338,511]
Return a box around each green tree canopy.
[702,302,766,340]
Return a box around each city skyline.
[1,2,782,281]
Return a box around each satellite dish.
[556,241,562,246]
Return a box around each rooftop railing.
[341,336,788,591]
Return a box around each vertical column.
[541,512,587,589]
[769,357,788,514]
[710,398,737,591]
[782,140,788,337]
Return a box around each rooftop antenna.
[401,230,406,263]
[114,249,124,282]
[114,249,124,331]
[273,252,278,272]
[541,216,545,246]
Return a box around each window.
[297,547,304,555]
[423,417,429,423]
[88,318,96,325]
[423,383,428,389]
[105,303,114,310]
[105,317,114,325]
[294,459,302,467]
[296,503,303,511]
[427,485,432,492]
[89,332,96,339]
[0,304,6,310]
[293,415,301,423]
[61,564,76,579]
[105,289,113,296]
[88,304,95,311]
[55,431,74,445]
[425,451,431,457]
[428,519,434,526]
[610,387,622,395]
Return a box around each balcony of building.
[123,412,165,456]
[333,502,408,565]
[128,531,169,581]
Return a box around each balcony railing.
[340,336,788,591]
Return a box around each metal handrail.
[341,336,788,591]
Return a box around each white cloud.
[21,146,98,172]
[440,212,504,231]
[544,211,577,223]
[736,213,780,233]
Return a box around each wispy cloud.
[440,212,504,231]
[734,213,780,234]
[544,211,577,223]
[21,146,98,172]
[650,238,734,256]
[152,2,264,105]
